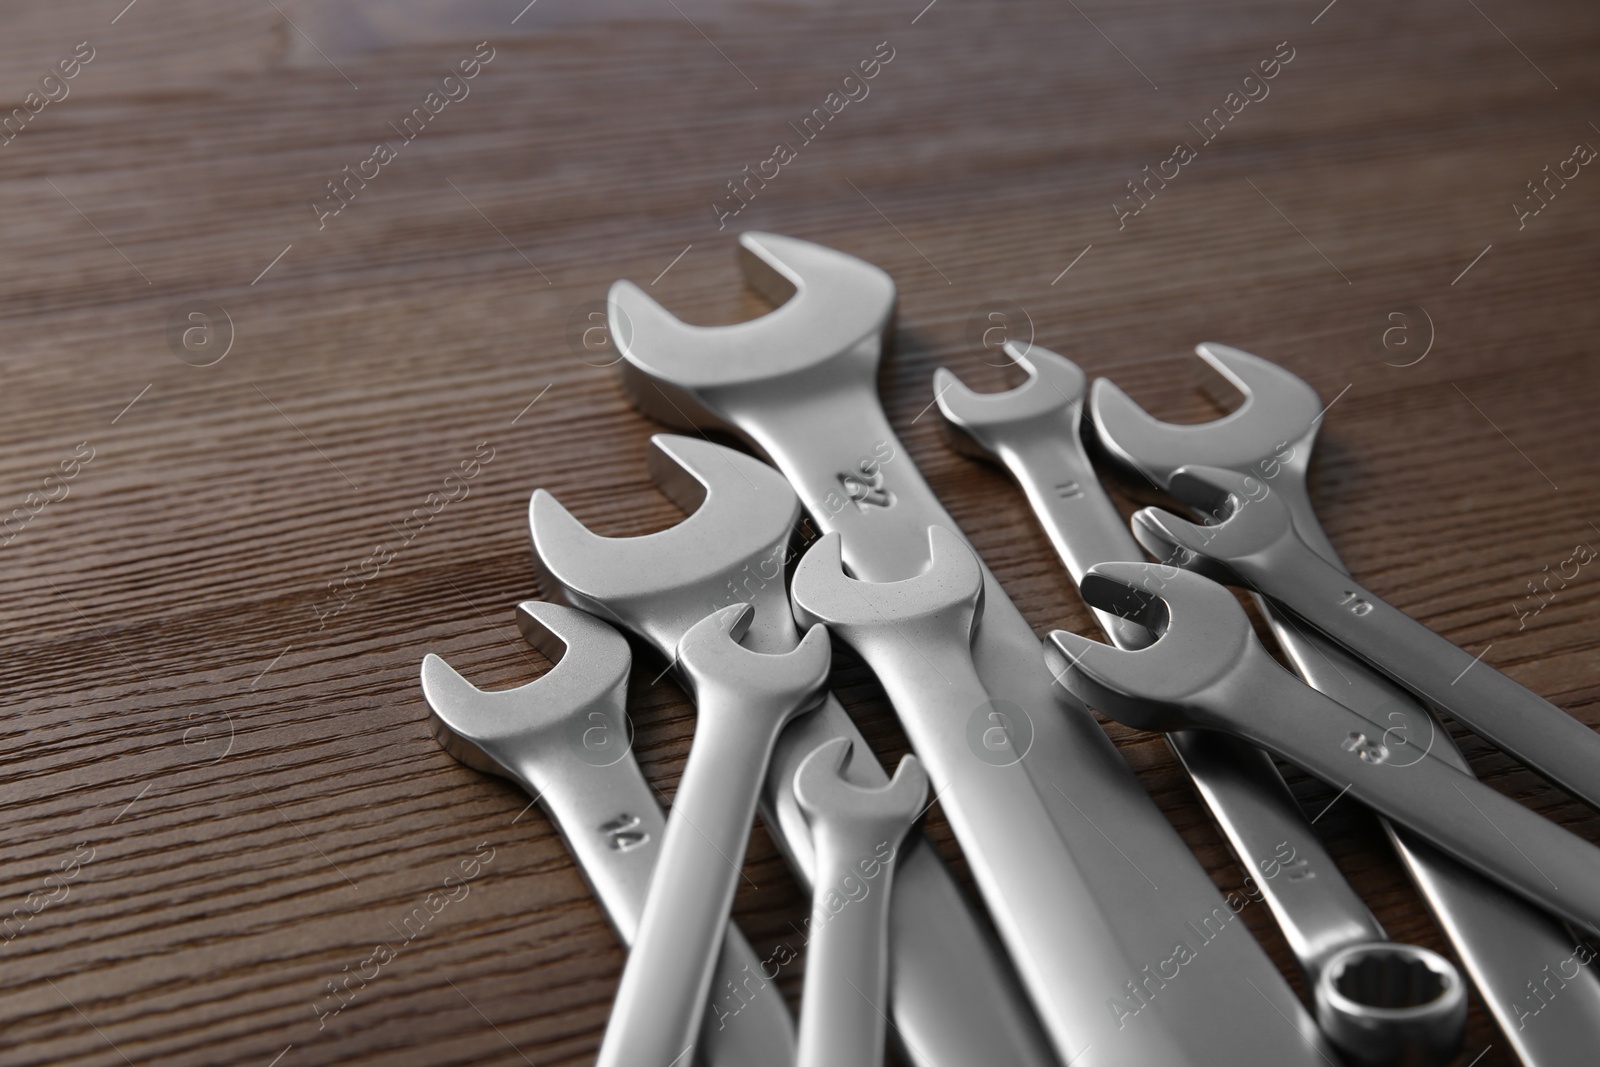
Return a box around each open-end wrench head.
[607,233,897,431]
[1129,464,1299,582]
[421,600,631,777]
[530,434,803,655]
[1048,562,1261,732]
[934,343,1087,459]
[790,526,984,647]
[1089,343,1324,486]
[793,737,929,842]
[677,603,832,713]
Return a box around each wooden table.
[3,0,1597,1063]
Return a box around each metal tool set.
[420,233,1600,1066]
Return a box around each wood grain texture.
[1,0,1597,1063]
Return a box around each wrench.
[792,738,927,1067]
[609,231,1332,1065]
[792,524,1337,1061]
[935,343,1465,1065]
[419,600,795,1067]
[1093,345,1600,811]
[1092,342,1600,1065]
[1049,562,1600,940]
[530,433,1055,1067]
[1136,461,1600,812]
[596,605,830,1067]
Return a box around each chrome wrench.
[792,738,927,1067]
[596,605,831,1067]
[420,600,795,1067]
[530,433,1056,1067]
[1134,461,1600,813]
[1051,563,1600,939]
[1093,341,1600,1064]
[936,343,1465,1065]
[609,232,1332,1065]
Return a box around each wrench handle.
[1262,603,1474,776]
[596,713,780,1067]
[505,750,794,1065]
[797,831,902,1067]
[851,641,1222,1053]
[722,378,948,581]
[1165,732,1385,963]
[1248,542,1600,811]
[506,754,664,941]
[1213,662,1600,937]
[1003,433,1156,649]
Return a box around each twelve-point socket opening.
[1330,945,1450,1010]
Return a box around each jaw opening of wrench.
[1089,342,1322,486]
[421,600,633,778]
[1049,562,1264,732]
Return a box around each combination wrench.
[608,231,1332,1065]
[419,600,795,1066]
[1134,462,1600,813]
[530,434,1056,1067]
[792,738,927,1067]
[1050,562,1600,939]
[935,343,1464,1065]
[595,605,831,1067]
[1091,342,1600,1065]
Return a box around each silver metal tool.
[935,343,1465,1066]
[609,231,1333,1065]
[595,605,831,1067]
[1094,344,1600,811]
[419,600,795,1067]
[791,525,1337,1061]
[1049,562,1600,939]
[1092,341,1600,1065]
[1135,461,1600,813]
[793,738,927,1067]
[530,433,1056,1067]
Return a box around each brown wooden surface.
[2,0,1598,1063]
